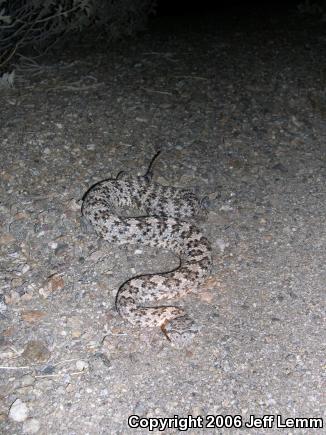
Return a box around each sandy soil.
[0,7,325,435]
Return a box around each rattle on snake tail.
[82,151,212,344]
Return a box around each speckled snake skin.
[82,152,212,343]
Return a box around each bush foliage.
[0,0,156,69]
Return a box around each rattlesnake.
[82,152,212,344]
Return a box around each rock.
[23,418,40,434]
[22,340,50,363]
[0,293,7,312]
[21,374,35,387]
[76,360,89,371]
[11,277,23,288]
[0,232,15,245]
[271,162,288,172]
[215,238,229,253]
[39,273,64,298]
[21,310,46,323]
[8,398,28,422]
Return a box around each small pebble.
[191,406,205,416]
[39,273,64,298]
[48,241,58,249]
[0,294,7,312]
[215,238,228,253]
[22,340,50,363]
[21,310,46,323]
[220,205,234,211]
[11,277,23,288]
[76,360,89,371]
[21,264,30,274]
[272,162,288,172]
[66,383,74,393]
[21,374,35,387]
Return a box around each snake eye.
[116,170,128,180]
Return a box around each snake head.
[162,315,200,347]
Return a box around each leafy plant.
[0,0,156,70]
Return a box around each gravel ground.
[0,8,325,435]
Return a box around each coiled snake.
[82,152,212,344]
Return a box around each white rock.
[9,398,29,422]
[76,360,89,371]
[220,204,234,211]
[48,241,58,249]
[21,374,35,387]
[215,238,229,253]
[21,264,30,274]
